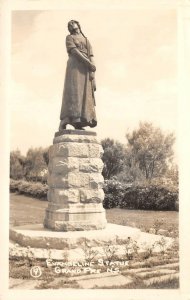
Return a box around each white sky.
[10,6,177,155]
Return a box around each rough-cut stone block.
[80,189,104,203]
[68,173,89,188]
[49,143,89,158]
[79,160,89,172]
[89,144,103,158]
[79,158,104,173]
[89,174,104,189]
[48,173,93,190]
[49,134,103,159]
[67,143,89,157]
[51,158,68,175]
[49,144,67,158]
[49,143,69,158]
[49,188,80,204]
[63,189,80,204]
[48,174,68,188]
[51,157,79,174]
[57,144,69,156]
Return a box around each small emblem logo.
[30,266,42,278]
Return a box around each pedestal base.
[44,204,107,231]
[44,130,107,231]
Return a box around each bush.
[120,185,178,210]
[103,179,128,209]
[121,183,178,211]
[10,179,48,200]
[103,179,178,211]
[10,179,22,193]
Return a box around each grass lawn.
[10,193,178,234]
[106,208,178,234]
[10,193,48,226]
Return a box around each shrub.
[121,183,178,211]
[120,185,178,210]
[103,179,178,211]
[10,179,22,193]
[103,179,128,209]
[10,179,48,200]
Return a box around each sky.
[10,6,177,155]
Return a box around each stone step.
[130,258,178,269]
[137,269,177,279]
[125,262,179,275]
[68,272,133,289]
[10,223,141,250]
[9,278,40,289]
[143,272,179,286]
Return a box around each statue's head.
[68,20,81,34]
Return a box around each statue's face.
[68,21,79,33]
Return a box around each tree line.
[10,122,178,185]
[10,147,49,183]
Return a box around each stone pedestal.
[44,130,107,231]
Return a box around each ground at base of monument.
[9,223,178,289]
[10,223,173,260]
[9,194,179,289]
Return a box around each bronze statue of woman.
[59,20,97,131]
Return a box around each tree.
[126,122,175,181]
[25,147,47,181]
[42,147,49,166]
[165,164,178,186]
[101,138,126,179]
[10,150,25,179]
[116,162,145,184]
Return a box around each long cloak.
[60,34,97,128]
